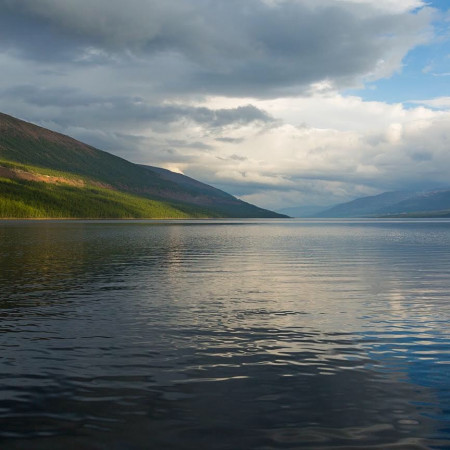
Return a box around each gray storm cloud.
[0,0,432,96]
[1,85,274,129]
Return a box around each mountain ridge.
[313,189,450,218]
[0,112,286,218]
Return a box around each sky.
[0,0,449,210]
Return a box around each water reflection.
[1,219,450,449]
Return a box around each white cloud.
[337,0,425,13]
[410,96,450,108]
[150,93,450,207]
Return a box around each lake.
[1,219,449,449]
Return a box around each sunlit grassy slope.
[0,112,286,218]
[0,173,215,219]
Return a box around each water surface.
[1,219,450,449]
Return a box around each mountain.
[0,112,286,219]
[379,190,450,216]
[314,191,413,218]
[277,204,331,218]
[314,189,450,218]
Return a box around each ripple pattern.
[0,219,450,449]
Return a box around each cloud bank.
[0,0,447,209]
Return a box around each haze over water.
[1,219,450,449]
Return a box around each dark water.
[1,219,450,449]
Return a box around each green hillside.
[0,176,213,219]
[0,159,217,219]
[0,112,286,218]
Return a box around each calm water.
[1,219,450,449]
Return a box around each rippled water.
[1,219,450,449]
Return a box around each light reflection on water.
[0,219,450,449]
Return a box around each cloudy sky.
[1,0,449,210]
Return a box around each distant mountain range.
[0,112,285,219]
[277,205,330,218]
[313,190,450,218]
